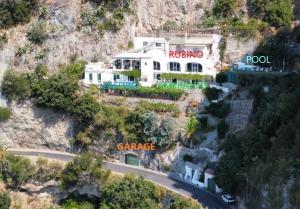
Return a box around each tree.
[204,87,221,102]
[143,112,176,147]
[60,152,110,189]
[0,192,11,209]
[100,174,160,209]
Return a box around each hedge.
[0,107,11,122]
[161,73,212,81]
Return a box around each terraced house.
[83,34,221,89]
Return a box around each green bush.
[252,0,293,27]
[1,71,31,101]
[162,20,177,31]
[204,87,222,101]
[162,164,171,172]
[213,0,237,18]
[124,87,184,100]
[217,119,229,139]
[205,102,230,118]
[201,16,219,28]
[0,192,11,209]
[62,200,94,209]
[0,107,11,122]
[0,0,38,28]
[2,155,35,188]
[100,174,159,209]
[27,21,48,44]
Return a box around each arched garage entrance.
[125,153,140,166]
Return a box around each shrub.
[0,0,38,28]
[2,71,31,101]
[0,107,11,122]
[0,33,7,50]
[126,87,184,100]
[204,87,222,101]
[62,200,94,209]
[183,154,193,162]
[127,40,134,49]
[162,20,177,31]
[217,119,229,139]
[201,16,219,28]
[0,192,11,209]
[27,21,48,44]
[162,164,171,172]
[213,0,237,18]
[205,102,230,118]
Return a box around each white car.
[221,194,236,204]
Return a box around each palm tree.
[184,116,199,139]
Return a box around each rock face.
[0,101,74,151]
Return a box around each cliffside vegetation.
[215,73,300,208]
[0,149,202,209]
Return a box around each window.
[143,41,148,46]
[114,74,120,81]
[115,59,122,69]
[154,73,161,80]
[156,43,162,47]
[97,74,101,81]
[89,73,93,81]
[186,63,202,72]
[168,62,181,71]
[153,61,161,70]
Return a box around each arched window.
[168,62,181,72]
[186,63,202,72]
[153,61,161,70]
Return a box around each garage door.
[208,178,216,193]
[125,154,139,166]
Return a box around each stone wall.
[0,101,74,151]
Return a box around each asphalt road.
[8,149,230,209]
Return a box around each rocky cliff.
[0,101,74,151]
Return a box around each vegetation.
[184,116,199,139]
[162,20,177,31]
[217,119,229,139]
[213,0,237,18]
[204,87,222,102]
[143,112,176,147]
[126,87,185,100]
[0,107,10,122]
[61,152,110,189]
[161,73,212,81]
[0,192,11,209]
[214,74,300,208]
[0,0,38,28]
[136,101,180,117]
[1,71,31,101]
[205,102,230,118]
[27,21,48,44]
[252,0,293,27]
[200,16,219,28]
[62,200,94,209]
[0,33,7,50]
[120,69,141,78]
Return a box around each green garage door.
[125,154,139,166]
[208,178,216,193]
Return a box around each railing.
[101,81,138,90]
[158,81,208,90]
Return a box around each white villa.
[83,34,221,88]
